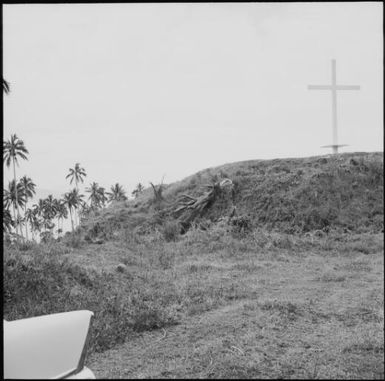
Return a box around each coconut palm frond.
[3,79,10,94]
[173,177,234,230]
[66,163,87,187]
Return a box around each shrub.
[17,241,36,252]
[162,220,180,242]
[40,231,55,244]
[230,215,253,235]
[64,233,83,249]
[366,160,384,185]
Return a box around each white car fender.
[4,310,94,379]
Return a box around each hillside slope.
[81,152,383,239]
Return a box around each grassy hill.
[3,152,384,379]
[80,152,383,242]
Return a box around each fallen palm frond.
[173,178,233,230]
[3,78,10,94]
[150,176,166,204]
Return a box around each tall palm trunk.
[74,181,79,228]
[24,204,29,240]
[74,208,78,228]
[57,216,60,238]
[11,202,17,235]
[69,207,74,232]
[12,159,22,238]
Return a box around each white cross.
[308,59,360,154]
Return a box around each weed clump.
[63,233,84,249]
[162,220,180,242]
[258,299,303,321]
[230,214,253,236]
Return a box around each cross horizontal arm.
[335,85,360,90]
[307,85,332,90]
[308,84,360,90]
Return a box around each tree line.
[3,79,146,242]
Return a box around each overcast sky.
[3,2,383,200]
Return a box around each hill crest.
[80,152,383,239]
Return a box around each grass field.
[4,228,383,379]
[85,230,384,379]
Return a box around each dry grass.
[4,226,383,379]
[84,230,383,379]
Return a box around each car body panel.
[66,366,95,379]
[4,310,94,379]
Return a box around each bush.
[17,241,37,252]
[40,231,55,244]
[63,232,83,249]
[230,215,253,235]
[162,220,180,242]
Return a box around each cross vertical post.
[331,59,338,154]
[308,59,360,154]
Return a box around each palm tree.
[19,176,36,202]
[55,199,68,237]
[3,207,14,233]
[64,192,75,232]
[78,200,91,223]
[3,187,11,210]
[98,187,108,208]
[4,180,26,236]
[86,182,102,210]
[66,163,87,189]
[33,199,45,218]
[3,78,10,94]
[71,189,84,222]
[3,79,12,234]
[24,208,36,241]
[30,203,42,240]
[107,183,127,203]
[53,198,61,235]
[31,211,43,242]
[44,195,57,218]
[32,197,53,236]
[66,163,86,226]
[64,189,83,232]
[19,176,36,239]
[15,214,25,238]
[42,195,58,234]
[3,134,29,237]
[132,183,144,198]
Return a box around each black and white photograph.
[3,2,383,379]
